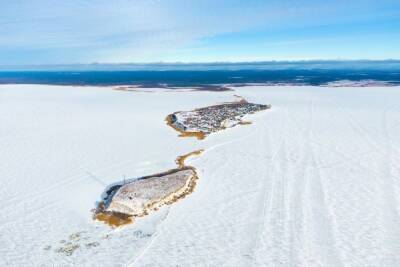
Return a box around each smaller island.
[166,97,270,140]
[94,150,203,227]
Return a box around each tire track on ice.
[126,208,171,267]
[305,99,342,266]
[307,136,343,266]
[308,106,400,264]
[287,101,314,266]
[248,107,288,265]
[378,107,400,257]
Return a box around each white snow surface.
[1,84,400,266]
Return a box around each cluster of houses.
[170,101,270,134]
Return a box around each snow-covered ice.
[1,84,400,266]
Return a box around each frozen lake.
[1,84,400,266]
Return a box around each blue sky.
[0,0,399,65]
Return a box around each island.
[166,97,271,139]
[94,150,203,227]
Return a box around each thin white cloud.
[0,0,398,63]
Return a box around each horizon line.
[1,59,400,68]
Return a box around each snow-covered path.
[1,85,400,266]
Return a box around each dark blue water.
[1,61,400,87]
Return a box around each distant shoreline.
[1,69,400,88]
[0,81,399,89]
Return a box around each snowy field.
[1,84,400,266]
